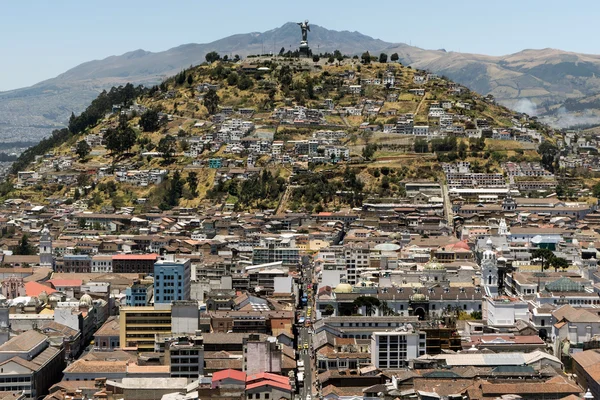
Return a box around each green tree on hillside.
[103,116,137,155]
[158,134,177,162]
[186,171,198,197]
[414,138,429,153]
[379,53,388,63]
[391,53,399,62]
[334,50,343,62]
[237,74,254,90]
[361,51,371,64]
[312,55,320,62]
[176,71,186,85]
[204,89,220,115]
[227,72,239,86]
[140,109,161,132]
[160,170,185,210]
[187,74,193,85]
[205,51,220,63]
[76,140,91,160]
[538,141,559,172]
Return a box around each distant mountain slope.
[2,22,600,144]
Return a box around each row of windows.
[553,299,600,305]
[0,377,31,383]
[155,289,182,294]
[247,394,270,399]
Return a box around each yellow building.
[119,305,172,352]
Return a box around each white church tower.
[482,238,498,297]
[498,218,510,236]
[39,225,54,270]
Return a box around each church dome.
[424,258,444,270]
[79,293,93,307]
[333,283,353,294]
[411,293,427,302]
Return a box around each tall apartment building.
[344,243,370,285]
[370,330,426,369]
[252,237,300,267]
[154,259,191,304]
[119,305,172,352]
[165,335,204,378]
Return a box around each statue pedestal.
[299,41,310,58]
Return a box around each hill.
[4,56,548,213]
[1,23,599,146]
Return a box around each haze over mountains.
[2,22,600,144]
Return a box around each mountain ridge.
[1,22,599,144]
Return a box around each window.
[264,394,270,399]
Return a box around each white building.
[481,238,499,297]
[91,255,113,273]
[413,126,429,136]
[371,330,426,369]
[484,296,529,327]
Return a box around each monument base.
[299,42,310,58]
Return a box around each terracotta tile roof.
[64,359,127,374]
[212,369,246,382]
[553,304,600,323]
[205,358,243,370]
[480,376,580,396]
[413,378,477,397]
[0,330,47,353]
[94,316,120,337]
[24,281,56,297]
[0,356,39,372]
[573,349,600,368]
[246,372,289,385]
[246,380,291,391]
[48,279,83,287]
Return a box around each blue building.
[153,259,191,304]
[125,279,153,306]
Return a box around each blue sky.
[0,0,598,91]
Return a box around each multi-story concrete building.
[244,334,282,375]
[252,237,300,267]
[0,330,64,399]
[112,254,158,274]
[370,329,426,369]
[119,305,172,352]
[484,296,529,327]
[165,335,204,378]
[153,259,191,304]
[91,254,112,273]
[125,279,153,306]
[60,255,91,273]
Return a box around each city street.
[299,325,313,399]
[297,258,316,400]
